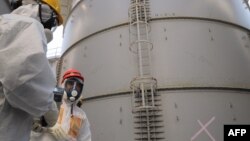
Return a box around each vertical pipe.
[141,83,146,107]
[151,84,155,106]
[146,108,150,141]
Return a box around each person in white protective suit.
[53,69,91,141]
[0,0,63,141]
[31,68,91,141]
[32,69,92,141]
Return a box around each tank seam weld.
[83,87,250,101]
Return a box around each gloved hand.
[48,124,70,141]
[32,101,58,133]
[43,101,59,127]
[32,118,49,133]
[32,121,44,133]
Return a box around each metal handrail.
[47,47,62,59]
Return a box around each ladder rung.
[134,120,163,123]
[135,137,165,140]
[134,125,164,128]
[133,110,163,113]
[134,114,163,118]
[134,98,161,101]
[135,132,165,135]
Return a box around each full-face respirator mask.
[10,0,58,30]
[64,78,83,103]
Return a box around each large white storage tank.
[59,0,250,141]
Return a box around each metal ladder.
[129,0,164,140]
[132,88,165,141]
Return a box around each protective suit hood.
[11,4,53,43]
[11,4,40,21]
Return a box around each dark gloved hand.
[77,98,84,107]
[32,119,44,133]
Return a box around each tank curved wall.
[60,0,250,141]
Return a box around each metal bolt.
[230,103,233,109]
[176,116,180,122]
[211,37,214,41]
[233,117,237,122]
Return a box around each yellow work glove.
[48,124,70,141]
[32,121,44,133]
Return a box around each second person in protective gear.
[49,69,91,141]
[30,69,92,141]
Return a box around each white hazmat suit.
[0,4,57,141]
[30,96,91,141]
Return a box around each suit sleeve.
[0,15,56,117]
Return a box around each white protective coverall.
[0,4,56,141]
[30,96,91,141]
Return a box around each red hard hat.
[61,69,84,84]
